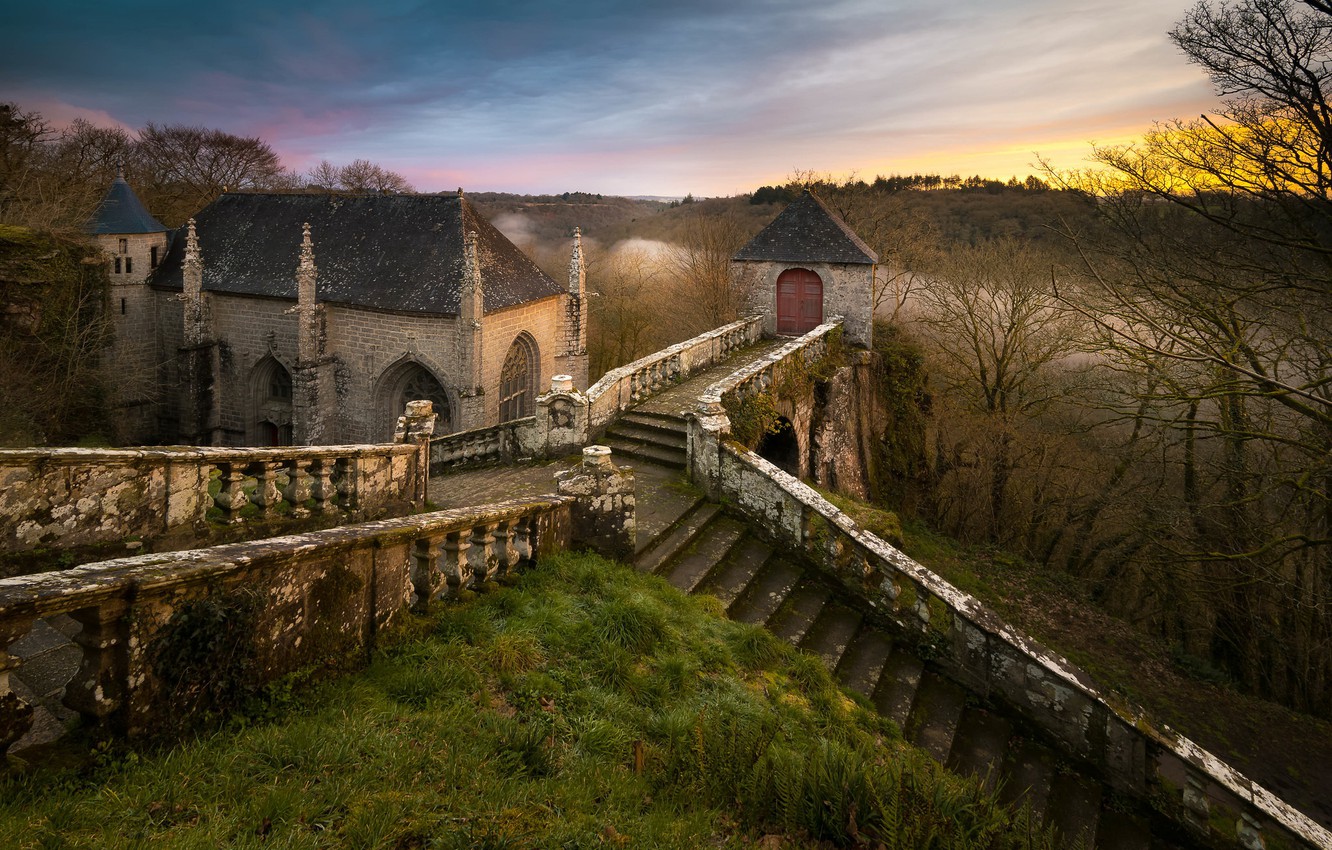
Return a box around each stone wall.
[0,444,425,560]
[0,497,573,746]
[479,294,565,423]
[734,260,874,348]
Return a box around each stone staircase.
[601,411,688,470]
[633,482,1191,850]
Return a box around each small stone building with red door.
[731,189,877,348]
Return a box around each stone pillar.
[457,222,487,429]
[559,227,589,388]
[394,399,438,507]
[685,393,730,500]
[535,374,589,456]
[556,445,635,560]
[181,219,208,347]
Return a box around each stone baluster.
[411,537,445,613]
[310,457,338,513]
[249,460,282,516]
[283,458,313,516]
[63,600,129,732]
[1,615,35,753]
[1236,813,1265,850]
[214,461,249,523]
[513,514,534,564]
[470,523,499,586]
[912,583,932,629]
[442,530,473,599]
[337,456,359,511]
[493,519,518,579]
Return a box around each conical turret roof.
[87,172,167,235]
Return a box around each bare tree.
[136,123,289,225]
[667,205,751,335]
[306,158,413,193]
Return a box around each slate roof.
[87,176,168,235]
[151,192,563,315]
[733,189,878,265]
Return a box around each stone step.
[944,706,1012,793]
[729,557,803,626]
[608,415,687,443]
[602,437,686,470]
[834,627,894,698]
[797,602,862,671]
[634,501,721,573]
[872,648,925,730]
[1094,809,1153,850]
[903,670,968,764]
[660,516,747,593]
[998,736,1058,824]
[766,580,831,645]
[1046,770,1103,849]
[695,535,774,612]
[619,410,688,435]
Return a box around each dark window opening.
[269,367,292,400]
[120,298,126,315]
[150,246,158,268]
[113,257,121,274]
[124,256,132,274]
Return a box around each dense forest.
[1,0,1328,721]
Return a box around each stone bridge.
[1,317,1329,850]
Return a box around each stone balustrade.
[586,315,763,430]
[429,417,541,472]
[701,318,840,405]
[0,444,426,561]
[0,496,573,750]
[687,395,1331,850]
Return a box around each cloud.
[0,0,1218,195]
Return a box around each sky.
[2,0,1220,197]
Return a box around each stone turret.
[88,169,171,443]
[559,227,589,388]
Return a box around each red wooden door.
[776,268,823,334]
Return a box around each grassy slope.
[0,552,1053,850]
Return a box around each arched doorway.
[377,361,453,440]
[499,334,537,422]
[757,416,800,475]
[251,357,294,446]
[776,268,823,335]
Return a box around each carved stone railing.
[0,497,573,750]
[0,444,426,561]
[700,319,841,406]
[686,403,1331,849]
[586,315,763,430]
[429,417,541,472]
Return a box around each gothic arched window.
[499,336,536,422]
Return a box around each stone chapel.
[87,174,587,446]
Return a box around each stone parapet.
[0,443,425,558]
[0,496,573,750]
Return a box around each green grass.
[0,552,1054,849]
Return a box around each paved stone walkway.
[635,337,788,419]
